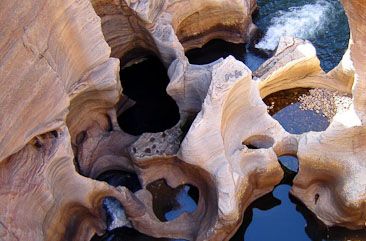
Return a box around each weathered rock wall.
[0,0,365,240]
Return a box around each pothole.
[96,170,142,192]
[231,156,365,241]
[117,55,180,135]
[185,39,245,65]
[146,179,199,222]
[263,88,330,134]
[184,38,267,71]
[92,170,142,237]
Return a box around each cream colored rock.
[177,56,285,240]
[1,0,366,240]
[256,36,352,98]
[289,0,366,230]
[91,0,257,64]
[252,35,366,231]
[0,0,260,240]
[0,0,133,240]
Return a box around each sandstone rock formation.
[290,0,366,230]
[0,0,365,241]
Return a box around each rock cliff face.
[0,0,364,241]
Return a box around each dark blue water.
[244,185,308,240]
[229,88,365,241]
[254,0,349,72]
[263,88,330,134]
[93,0,356,240]
[146,179,198,222]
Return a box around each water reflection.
[146,179,199,222]
[231,182,366,241]
[263,88,330,134]
[231,87,365,241]
[244,185,309,241]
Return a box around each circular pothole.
[118,55,180,135]
[146,179,199,222]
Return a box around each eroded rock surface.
[0,0,365,240]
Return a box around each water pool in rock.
[230,87,364,241]
[263,88,330,134]
[95,0,353,240]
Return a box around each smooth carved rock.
[0,0,130,240]
[1,0,366,240]
[255,36,352,98]
[91,0,257,64]
[252,34,366,230]
[0,127,130,241]
[289,0,366,230]
[178,56,285,240]
[0,0,259,240]
[119,56,287,241]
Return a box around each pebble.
[298,88,352,120]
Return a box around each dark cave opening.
[96,170,142,192]
[230,154,366,241]
[185,38,267,71]
[117,54,180,136]
[185,39,246,65]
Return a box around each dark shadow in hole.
[96,171,142,233]
[118,55,180,135]
[290,195,366,241]
[242,135,274,149]
[231,155,366,241]
[185,38,268,71]
[91,227,172,241]
[96,170,142,193]
[146,179,199,222]
[186,39,245,65]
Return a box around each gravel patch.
[298,88,352,120]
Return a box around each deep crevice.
[185,39,245,65]
[117,54,180,136]
[96,170,142,193]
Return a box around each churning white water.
[255,0,335,51]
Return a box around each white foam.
[255,0,335,51]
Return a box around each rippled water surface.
[254,0,349,71]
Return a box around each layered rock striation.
[0,0,365,241]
